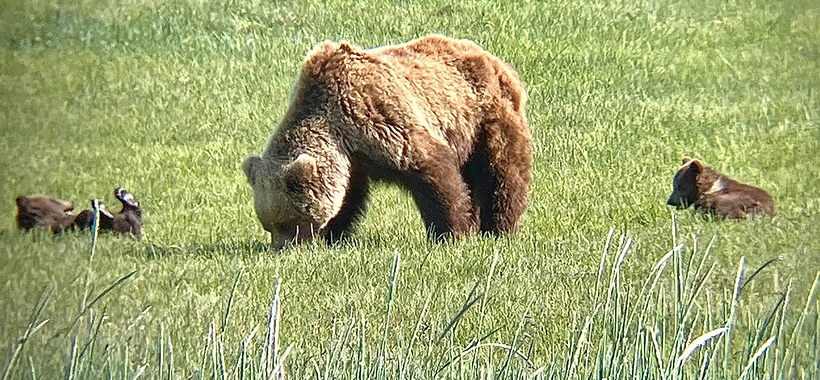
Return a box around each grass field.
[1,0,819,378]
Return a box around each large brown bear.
[243,34,532,249]
[667,157,774,218]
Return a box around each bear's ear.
[339,42,356,54]
[338,42,367,59]
[16,196,28,208]
[682,156,693,165]
[242,156,263,186]
[283,153,318,179]
[683,159,704,174]
[283,154,318,194]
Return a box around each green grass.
[1,0,819,378]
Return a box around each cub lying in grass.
[666,157,774,219]
[16,187,143,238]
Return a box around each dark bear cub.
[667,157,774,219]
[75,187,142,238]
[15,195,77,233]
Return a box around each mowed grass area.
[1,0,819,377]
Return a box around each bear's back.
[373,35,524,111]
[294,35,525,163]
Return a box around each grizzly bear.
[666,157,774,219]
[75,188,143,238]
[243,34,532,249]
[15,195,77,233]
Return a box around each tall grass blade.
[167,337,174,380]
[157,323,163,380]
[26,357,35,380]
[199,323,211,379]
[221,269,244,335]
[234,324,258,380]
[328,317,354,378]
[697,350,711,380]
[772,279,793,378]
[440,343,532,375]
[671,212,678,249]
[740,257,780,293]
[648,327,664,376]
[738,335,776,380]
[1,286,51,380]
[210,321,218,380]
[217,335,227,380]
[723,257,746,376]
[357,313,364,380]
[83,270,138,313]
[403,294,431,376]
[64,336,77,380]
[262,277,285,380]
[500,296,534,377]
[633,243,682,325]
[377,251,400,378]
[674,327,727,376]
[783,271,820,379]
[127,364,146,380]
[604,236,632,317]
[476,248,500,341]
[434,283,483,347]
[594,227,616,306]
[80,199,102,316]
[76,308,107,379]
[567,314,593,379]
[748,291,785,360]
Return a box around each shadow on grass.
[141,238,271,258]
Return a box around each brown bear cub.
[667,157,774,219]
[15,195,78,233]
[16,188,142,238]
[243,34,532,249]
[75,188,143,238]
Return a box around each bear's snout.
[666,194,691,209]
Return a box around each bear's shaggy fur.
[15,195,77,233]
[666,157,774,219]
[243,34,532,248]
[75,188,143,238]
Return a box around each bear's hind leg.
[481,116,532,233]
[462,134,496,234]
[406,160,477,240]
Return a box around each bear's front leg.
[321,169,371,245]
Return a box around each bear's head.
[113,187,143,238]
[667,157,704,209]
[243,152,348,249]
[115,187,141,217]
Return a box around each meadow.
[1,0,819,378]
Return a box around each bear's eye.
[285,176,303,194]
